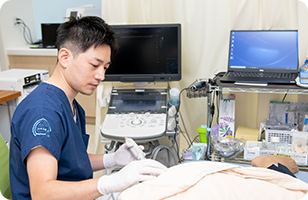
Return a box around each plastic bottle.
[198,125,208,143]
[299,51,308,84]
[169,88,180,106]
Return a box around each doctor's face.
[67,44,111,95]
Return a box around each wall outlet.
[12,17,19,26]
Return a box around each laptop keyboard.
[226,72,297,79]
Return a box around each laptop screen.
[228,30,298,73]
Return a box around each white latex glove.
[103,142,145,169]
[97,159,167,195]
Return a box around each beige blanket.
[118,161,308,200]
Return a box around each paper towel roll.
[235,126,259,141]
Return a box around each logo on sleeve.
[32,118,51,137]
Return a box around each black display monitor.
[105,24,181,82]
[41,23,61,48]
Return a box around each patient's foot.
[251,155,299,174]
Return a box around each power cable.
[15,18,34,45]
[282,90,289,102]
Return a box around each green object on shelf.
[198,125,208,143]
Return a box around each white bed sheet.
[232,162,308,183]
[118,161,308,200]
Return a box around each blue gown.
[9,82,93,199]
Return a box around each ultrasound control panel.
[100,88,168,142]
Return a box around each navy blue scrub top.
[9,82,93,199]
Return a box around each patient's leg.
[251,155,299,175]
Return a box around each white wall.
[0,0,36,71]
[99,0,308,142]
[1,0,308,140]
[298,1,308,59]
[32,0,101,41]
[0,0,102,72]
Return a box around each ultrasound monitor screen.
[105,24,181,82]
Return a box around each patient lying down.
[119,155,308,200]
[252,155,299,178]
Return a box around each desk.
[0,91,21,104]
[6,45,57,56]
[6,46,57,76]
[0,90,21,143]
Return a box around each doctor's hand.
[103,142,145,169]
[97,159,167,195]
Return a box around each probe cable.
[176,87,192,144]
[151,145,178,167]
[173,133,180,161]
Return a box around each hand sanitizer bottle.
[299,51,308,84]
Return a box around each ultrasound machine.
[98,23,182,168]
[101,88,168,143]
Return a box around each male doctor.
[9,16,167,200]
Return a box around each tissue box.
[219,94,235,138]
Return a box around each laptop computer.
[219,30,299,85]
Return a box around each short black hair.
[56,16,118,56]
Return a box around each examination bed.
[117,161,308,200]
